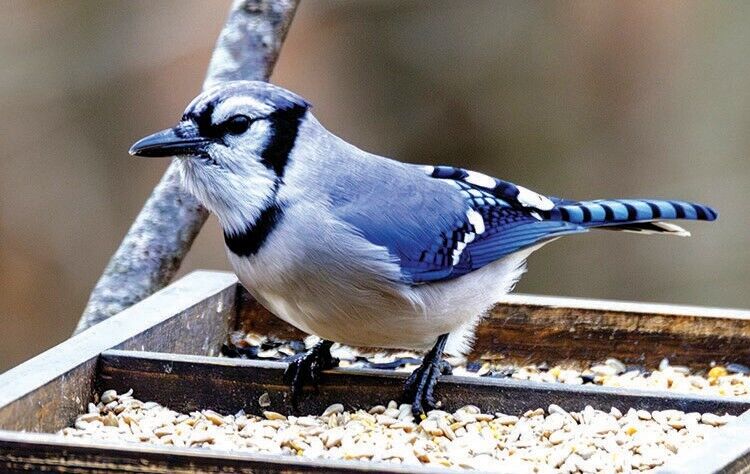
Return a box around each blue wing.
[406,167,586,282]
[333,162,717,285]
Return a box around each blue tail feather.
[546,198,717,227]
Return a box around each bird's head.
[129,81,311,233]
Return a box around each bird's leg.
[283,339,338,409]
[402,333,451,418]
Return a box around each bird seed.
[61,390,733,473]
[222,331,750,398]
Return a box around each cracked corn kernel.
[708,366,728,380]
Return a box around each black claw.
[438,359,453,376]
[283,340,337,410]
[401,334,450,419]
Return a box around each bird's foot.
[402,334,450,419]
[283,340,337,409]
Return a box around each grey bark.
[75,0,300,334]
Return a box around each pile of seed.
[61,390,733,472]
[223,332,750,397]
[504,359,750,398]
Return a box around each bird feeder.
[1,271,750,472]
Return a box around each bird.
[130,80,717,417]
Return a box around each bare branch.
[75,0,299,334]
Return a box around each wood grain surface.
[0,271,237,432]
[98,350,750,417]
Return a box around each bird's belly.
[229,261,448,350]
[242,278,441,351]
[228,248,535,354]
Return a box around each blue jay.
[130,81,717,417]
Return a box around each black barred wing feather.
[463,207,584,271]
[404,166,585,282]
[426,165,555,212]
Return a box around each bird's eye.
[222,115,251,135]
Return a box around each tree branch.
[75,0,300,334]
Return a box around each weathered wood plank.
[97,350,750,418]
[475,294,750,368]
[238,287,750,368]
[0,271,237,432]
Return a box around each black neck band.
[224,203,284,257]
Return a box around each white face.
[178,97,281,236]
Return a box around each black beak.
[129,123,212,157]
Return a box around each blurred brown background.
[1,1,748,373]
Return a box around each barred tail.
[545,199,718,236]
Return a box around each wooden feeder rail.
[1,271,750,473]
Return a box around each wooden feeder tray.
[1,271,749,473]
